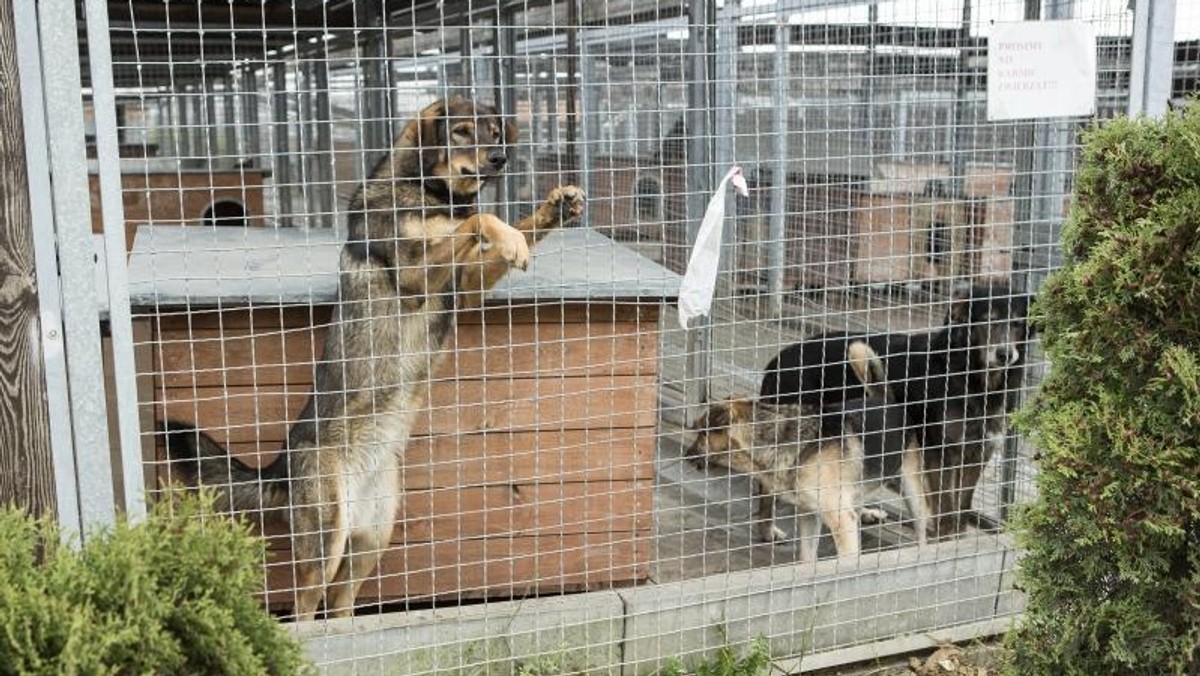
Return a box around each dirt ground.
[809,642,1009,676]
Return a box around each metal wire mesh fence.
[37,0,1194,672]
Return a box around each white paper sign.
[677,166,749,330]
[987,20,1096,121]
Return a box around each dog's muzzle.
[487,150,508,169]
[988,346,1021,368]
[685,437,709,468]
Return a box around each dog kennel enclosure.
[6,0,1197,673]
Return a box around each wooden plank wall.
[0,0,56,517]
[141,302,658,606]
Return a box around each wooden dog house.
[89,158,270,248]
[125,224,678,607]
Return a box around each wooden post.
[0,0,55,517]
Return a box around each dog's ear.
[698,399,747,431]
[729,399,756,425]
[685,405,717,460]
[1018,291,1036,315]
[416,99,447,145]
[416,99,448,170]
[1022,292,1039,336]
[947,282,973,323]
[503,116,519,146]
[706,402,732,429]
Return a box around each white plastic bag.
[677,166,749,330]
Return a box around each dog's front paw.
[859,507,889,524]
[758,523,789,544]
[480,216,531,270]
[540,185,586,228]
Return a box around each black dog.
[759,282,1035,535]
[686,341,931,558]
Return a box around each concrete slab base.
[293,592,625,675]
[291,534,1022,676]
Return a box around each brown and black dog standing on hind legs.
[162,97,585,620]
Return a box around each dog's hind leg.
[899,438,931,546]
[795,480,859,561]
[325,528,392,618]
[287,455,356,620]
[752,485,788,543]
[816,446,862,559]
[323,475,400,618]
[795,512,823,562]
[925,448,964,537]
[291,510,349,622]
[953,443,991,530]
[819,496,861,559]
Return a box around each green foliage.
[653,637,773,676]
[0,493,310,675]
[1006,104,1200,675]
[514,655,568,676]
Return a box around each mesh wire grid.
[69,0,1195,672]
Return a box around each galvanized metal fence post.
[34,0,118,534]
[244,68,261,160]
[1004,0,1085,523]
[578,33,596,208]
[684,0,716,410]
[768,9,789,317]
[312,61,335,223]
[272,60,293,227]
[494,8,520,225]
[1129,0,1178,118]
[83,0,146,520]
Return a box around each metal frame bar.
[272,60,293,227]
[1128,0,1177,118]
[83,0,146,520]
[177,86,192,159]
[494,7,520,225]
[13,0,81,536]
[206,82,220,159]
[1004,0,1079,521]
[577,34,596,207]
[190,86,204,160]
[684,0,717,409]
[312,60,335,223]
[1027,0,1077,288]
[721,0,894,20]
[460,27,476,94]
[296,63,315,229]
[767,9,789,315]
[243,68,261,160]
[362,4,392,161]
[1003,0,1045,523]
[713,12,736,203]
[36,0,117,533]
[223,76,238,157]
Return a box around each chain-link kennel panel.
[74,0,1194,673]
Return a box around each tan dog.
[164,97,585,620]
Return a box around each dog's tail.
[160,420,291,515]
[847,340,889,401]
